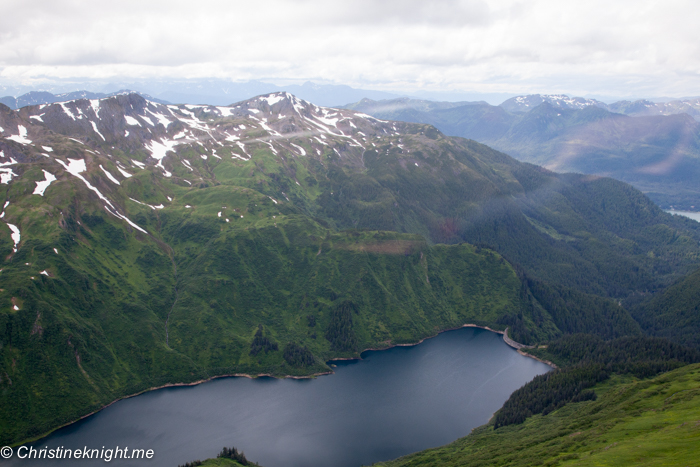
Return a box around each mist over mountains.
[347,94,700,210]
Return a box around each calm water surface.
[10,328,550,467]
[666,210,700,222]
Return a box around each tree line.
[493,334,700,428]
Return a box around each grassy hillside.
[375,362,700,467]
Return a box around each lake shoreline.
[13,323,550,448]
[331,323,557,369]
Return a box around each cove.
[10,327,551,467]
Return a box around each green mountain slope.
[631,266,700,349]
[1,92,699,445]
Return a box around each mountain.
[2,92,700,445]
[346,97,700,209]
[499,94,609,113]
[1,79,400,108]
[0,90,169,109]
[500,94,700,120]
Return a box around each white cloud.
[1,0,699,97]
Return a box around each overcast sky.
[1,0,699,98]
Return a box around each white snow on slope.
[234,141,249,159]
[116,166,133,178]
[147,140,177,177]
[90,121,106,141]
[290,143,306,156]
[0,168,16,184]
[6,126,32,145]
[100,165,120,184]
[60,103,76,120]
[33,170,57,195]
[42,146,53,152]
[147,109,171,127]
[58,158,86,176]
[260,94,285,106]
[125,116,141,126]
[55,158,147,234]
[30,115,44,122]
[217,107,236,117]
[90,99,100,116]
[6,223,20,252]
[263,141,278,155]
[129,197,164,210]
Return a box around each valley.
[1,91,699,465]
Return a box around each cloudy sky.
[1,0,699,99]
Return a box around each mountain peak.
[500,94,607,113]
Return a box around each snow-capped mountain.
[0,91,405,239]
[500,94,608,113]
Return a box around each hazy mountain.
[346,96,700,209]
[0,89,169,109]
[499,94,609,113]
[0,79,400,108]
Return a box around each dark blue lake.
[9,327,550,467]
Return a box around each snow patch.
[90,121,106,141]
[100,165,120,184]
[6,126,32,145]
[6,223,20,252]
[259,94,285,106]
[290,143,306,156]
[129,197,163,210]
[0,168,17,184]
[60,103,76,120]
[42,146,53,152]
[33,170,57,195]
[125,116,141,126]
[116,166,133,178]
[90,99,100,116]
[147,140,178,177]
[30,115,44,122]
[146,109,171,128]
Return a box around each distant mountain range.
[499,93,700,120]
[0,89,170,109]
[346,94,700,209]
[0,79,401,108]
